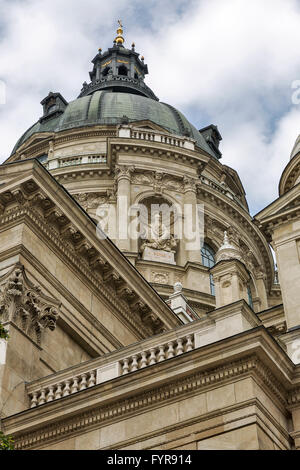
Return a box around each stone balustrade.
[27,300,259,409]
[199,175,244,208]
[118,126,195,150]
[45,154,107,170]
[130,129,187,149]
[29,370,97,408]
[120,333,194,375]
[27,327,197,409]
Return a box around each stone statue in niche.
[140,213,178,265]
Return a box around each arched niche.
[132,195,181,263]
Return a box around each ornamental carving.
[132,174,152,185]
[153,172,164,194]
[73,193,109,211]
[151,271,170,284]
[0,264,61,346]
[183,176,197,193]
[131,171,184,194]
[115,165,135,181]
[140,213,179,253]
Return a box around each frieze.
[73,193,109,211]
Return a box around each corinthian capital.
[183,176,197,193]
[115,165,135,181]
[0,263,61,346]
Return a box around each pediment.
[130,120,171,134]
[16,132,54,156]
[255,183,300,224]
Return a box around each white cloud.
[1,0,300,213]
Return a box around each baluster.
[88,371,96,388]
[149,348,156,365]
[140,351,147,368]
[186,335,193,352]
[63,380,71,397]
[122,358,129,375]
[167,341,175,359]
[158,345,165,362]
[47,386,55,402]
[31,392,38,408]
[80,373,87,390]
[71,377,79,394]
[55,383,62,399]
[38,389,46,405]
[176,338,184,356]
[131,355,138,372]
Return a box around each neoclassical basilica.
[1,23,300,450]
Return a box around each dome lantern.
[79,22,158,101]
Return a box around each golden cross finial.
[115,20,125,45]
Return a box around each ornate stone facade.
[1,25,300,451]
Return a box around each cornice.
[279,152,300,196]
[6,354,287,450]
[0,205,153,339]
[3,327,294,449]
[8,127,119,163]
[18,245,124,354]
[0,163,181,337]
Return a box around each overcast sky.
[1,0,300,214]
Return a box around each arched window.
[102,67,110,77]
[201,243,216,295]
[118,65,128,76]
[47,104,56,114]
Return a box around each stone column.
[182,177,202,264]
[272,230,300,330]
[269,221,300,363]
[115,165,134,252]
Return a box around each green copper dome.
[11,30,219,158]
[11,90,215,157]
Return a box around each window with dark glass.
[37,154,48,164]
[201,243,216,295]
[118,65,128,76]
[247,285,254,309]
